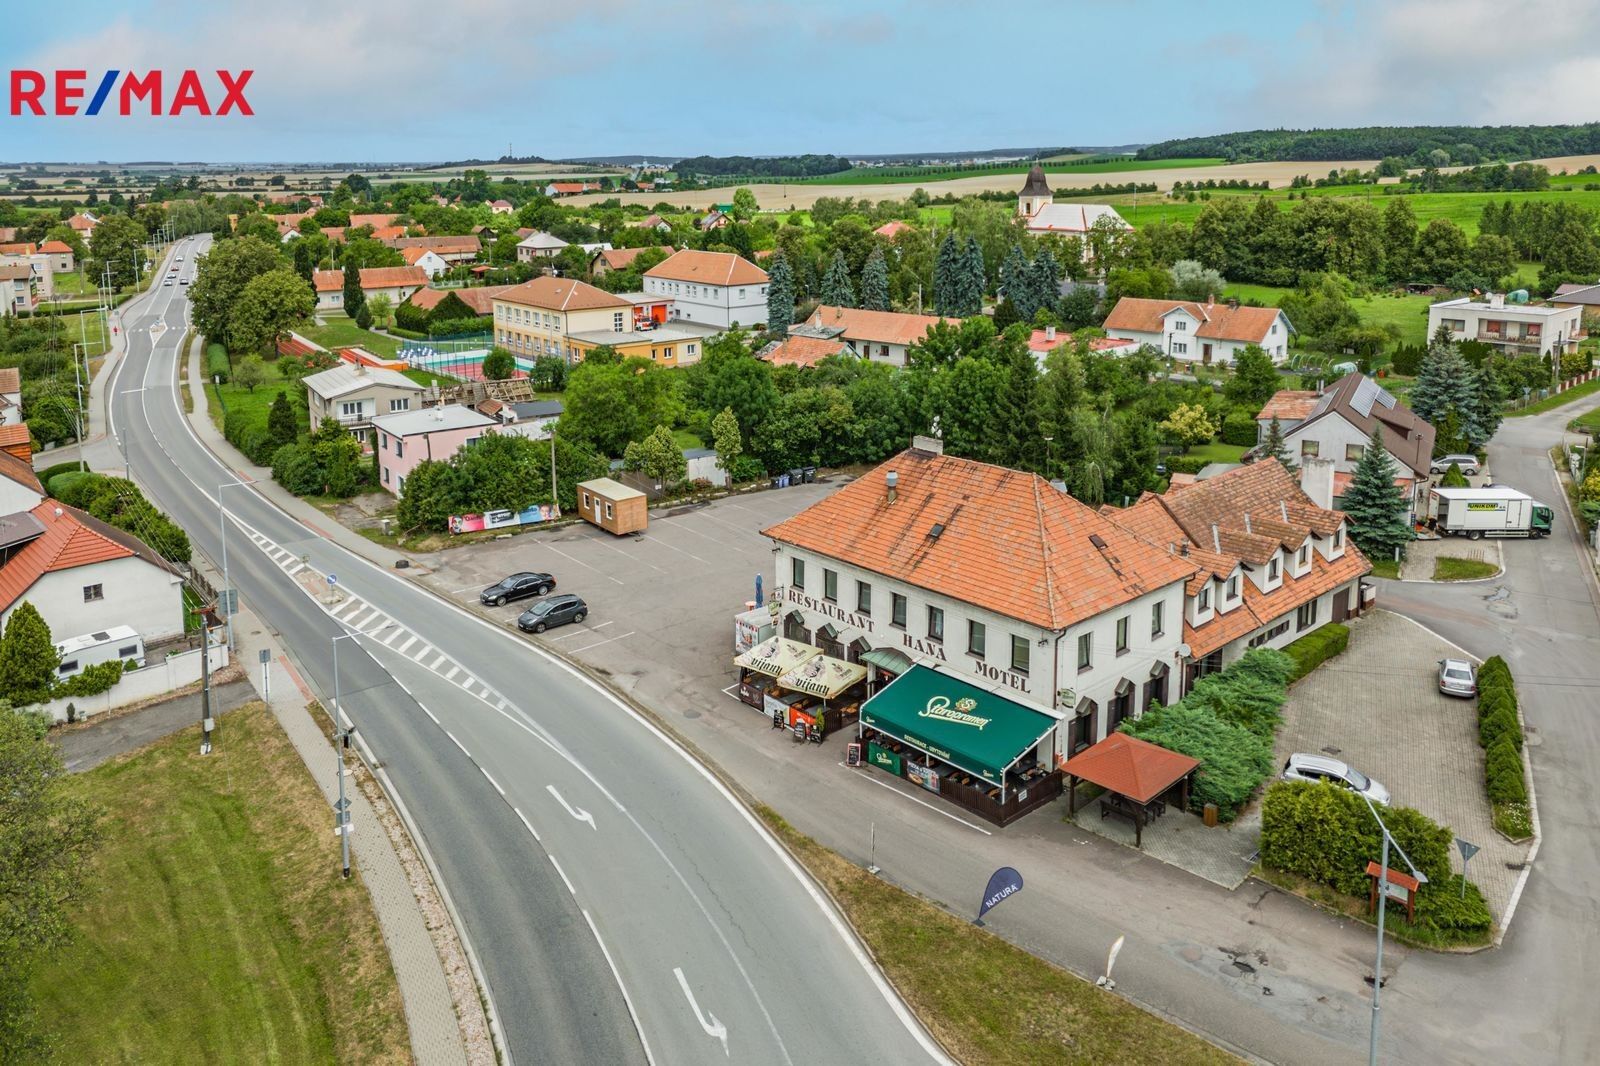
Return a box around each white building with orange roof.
[802,305,957,368]
[643,249,768,328]
[1016,165,1129,238]
[491,276,634,362]
[399,247,449,279]
[1102,295,1294,364]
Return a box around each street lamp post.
[217,479,253,652]
[329,623,391,879]
[1359,792,1427,1066]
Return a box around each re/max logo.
[8,70,254,116]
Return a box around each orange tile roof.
[66,215,96,231]
[874,220,914,238]
[0,368,19,394]
[313,269,344,293]
[1257,390,1320,422]
[386,235,481,255]
[1102,298,1288,344]
[1183,600,1264,658]
[0,243,37,256]
[407,285,510,314]
[495,276,631,312]
[594,246,671,271]
[369,226,408,241]
[39,240,73,255]
[762,447,1197,630]
[320,227,347,242]
[358,266,428,290]
[1059,733,1200,803]
[807,305,955,348]
[400,247,429,265]
[645,249,767,287]
[350,213,399,229]
[0,424,30,448]
[0,449,42,494]
[758,334,851,368]
[0,500,176,612]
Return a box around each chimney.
[886,470,898,505]
[1206,292,1215,307]
[1489,293,1505,309]
[1212,524,1221,552]
[911,434,944,456]
[1045,324,1056,341]
[1299,457,1335,511]
[1243,513,1252,533]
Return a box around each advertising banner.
[975,866,1024,925]
[448,503,558,535]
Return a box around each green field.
[209,367,303,436]
[31,703,409,1063]
[783,156,1226,186]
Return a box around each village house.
[492,276,634,363]
[303,362,426,435]
[311,267,429,311]
[1427,293,1584,357]
[0,368,21,426]
[757,331,852,368]
[1256,373,1435,513]
[1015,165,1129,239]
[1026,325,1141,366]
[65,213,98,238]
[1102,296,1294,364]
[0,265,38,317]
[38,240,75,273]
[400,247,451,279]
[517,231,569,263]
[634,213,672,233]
[349,213,400,230]
[477,397,563,440]
[643,250,768,329]
[407,284,511,318]
[590,246,672,278]
[566,322,716,369]
[545,182,601,197]
[372,405,497,496]
[697,210,731,232]
[801,305,955,367]
[873,220,915,240]
[486,199,515,215]
[384,234,482,264]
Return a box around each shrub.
[1220,411,1259,447]
[1260,781,1455,898]
[1479,705,1521,750]
[1162,454,1212,475]
[1282,623,1349,681]
[1184,649,1293,739]
[1485,737,1527,804]
[205,343,231,384]
[1414,877,1492,938]
[46,470,96,499]
[52,660,124,698]
[1478,655,1511,687]
[729,454,767,483]
[1120,702,1274,820]
[1475,688,1511,727]
[36,461,85,485]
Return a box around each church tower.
[1018,164,1053,218]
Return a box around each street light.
[217,478,254,653]
[330,623,391,879]
[1359,791,1427,1066]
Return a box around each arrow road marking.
[674,967,729,1056]
[546,784,596,830]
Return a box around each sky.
[4,0,1600,164]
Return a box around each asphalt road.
[109,238,946,1066]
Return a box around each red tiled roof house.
[1103,297,1294,365]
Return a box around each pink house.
[372,405,497,496]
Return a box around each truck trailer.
[1428,486,1552,539]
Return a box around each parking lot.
[1275,609,1532,925]
[420,478,844,732]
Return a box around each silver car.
[1431,453,1480,475]
[1280,753,1391,806]
[1438,657,1477,698]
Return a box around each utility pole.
[197,611,214,755]
[332,633,353,878]
[550,427,558,515]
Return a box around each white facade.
[771,544,1187,751]
[1106,305,1291,365]
[1428,295,1583,357]
[2,555,186,645]
[407,250,450,279]
[643,274,767,329]
[363,282,423,307]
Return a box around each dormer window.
[1333,527,1344,550]
[1198,586,1211,611]
[1298,544,1310,568]
[1226,576,1239,600]
[1268,558,1280,581]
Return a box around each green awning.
[860,665,1059,786]
[860,647,914,673]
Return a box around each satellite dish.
[1177,643,1192,658]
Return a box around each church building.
[1016,165,1131,238]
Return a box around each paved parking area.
[1399,536,1503,581]
[1275,609,1531,925]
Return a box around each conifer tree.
[859,247,890,311]
[1341,427,1413,560]
[820,250,855,308]
[1260,416,1295,471]
[765,251,795,335]
[957,237,986,316]
[1408,331,1476,430]
[933,235,961,316]
[999,245,1029,311]
[0,601,58,704]
[1028,248,1061,320]
[342,264,366,321]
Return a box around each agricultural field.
[786,156,1227,186]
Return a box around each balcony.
[1477,329,1541,348]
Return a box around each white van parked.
[55,625,145,679]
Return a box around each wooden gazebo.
[1061,733,1200,847]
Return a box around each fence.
[32,638,231,724]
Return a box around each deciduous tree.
[1224,344,1281,408]
[623,424,689,485]
[1160,402,1218,448]
[231,269,316,355]
[233,354,268,392]
[711,406,742,475]
[481,347,515,381]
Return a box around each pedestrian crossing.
[234,516,518,718]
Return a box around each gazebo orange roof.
[1059,733,1199,805]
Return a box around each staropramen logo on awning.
[919,695,991,730]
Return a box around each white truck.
[1428,486,1553,539]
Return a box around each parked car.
[1280,753,1391,805]
[1431,453,1481,475]
[517,594,587,633]
[1438,657,1477,698]
[479,571,555,606]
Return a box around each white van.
[56,625,145,678]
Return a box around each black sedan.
[479,571,555,607]
[517,595,587,633]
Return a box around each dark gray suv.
[518,595,587,633]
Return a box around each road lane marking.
[585,911,657,1066]
[548,854,578,896]
[412,643,434,663]
[546,785,597,830]
[443,665,460,682]
[421,705,440,725]
[397,635,417,655]
[673,967,729,1057]
[567,631,635,654]
[445,730,470,758]
[550,620,614,641]
[481,767,506,796]
[382,627,406,647]
[641,534,708,565]
[430,652,447,669]
[513,807,541,842]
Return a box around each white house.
[311,267,429,312]
[1428,293,1584,357]
[1102,296,1294,364]
[801,306,956,368]
[0,498,186,644]
[1015,165,1130,238]
[400,247,450,280]
[0,368,20,426]
[517,232,569,263]
[478,398,563,441]
[1257,374,1435,513]
[303,363,425,434]
[643,250,768,329]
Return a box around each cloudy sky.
[4,0,1599,163]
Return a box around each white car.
[1431,453,1481,475]
[1438,658,1477,698]
[1281,753,1391,805]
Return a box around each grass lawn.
[1369,557,1401,579]
[1434,556,1500,581]
[31,703,409,1062]
[208,374,302,435]
[758,807,1236,1064]
[1508,375,1600,416]
[673,427,704,451]
[1351,292,1434,348]
[1220,282,1290,306]
[1185,441,1249,464]
[402,367,463,388]
[1568,405,1600,432]
[303,317,402,359]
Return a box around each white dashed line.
[481,767,506,796]
[549,854,578,897]
[397,635,418,654]
[514,807,541,841]
[568,631,636,654]
[412,643,434,662]
[445,730,470,757]
[444,665,461,682]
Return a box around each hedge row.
[1283,623,1349,682]
[206,343,231,384]
[1164,454,1212,475]
[1121,648,1293,821]
[1477,656,1531,833]
[1260,781,1492,939]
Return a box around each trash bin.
[802,466,816,483]
[788,468,804,486]
[1203,803,1219,827]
